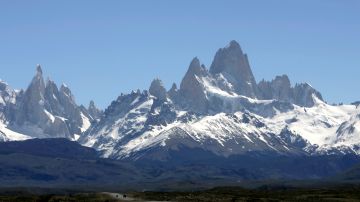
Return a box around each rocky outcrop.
[168,83,179,101]
[0,81,17,122]
[149,78,167,101]
[257,75,323,107]
[293,83,323,107]
[88,100,102,120]
[257,75,293,102]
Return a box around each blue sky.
[0,0,359,108]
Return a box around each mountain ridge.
[79,41,359,161]
[1,41,359,164]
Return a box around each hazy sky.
[0,0,359,108]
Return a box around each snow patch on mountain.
[80,112,91,132]
[0,122,31,141]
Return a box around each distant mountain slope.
[0,138,98,159]
[0,138,360,190]
[0,138,146,189]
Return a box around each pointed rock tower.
[17,64,47,124]
[210,40,258,98]
[149,78,167,101]
[179,57,209,113]
[88,100,102,120]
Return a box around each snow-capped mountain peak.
[80,41,360,160]
[0,65,98,141]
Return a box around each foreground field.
[2,186,360,202]
[130,186,360,202]
[0,193,119,202]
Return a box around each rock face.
[1,65,95,140]
[257,75,323,107]
[179,57,210,113]
[88,100,103,120]
[16,65,47,125]
[149,78,167,101]
[0,81,16,121]
[210,40,258,98]
[258,75,292,102]
[168,83,179,101]
[293,83,323,107]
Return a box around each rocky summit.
[210,40,258,98]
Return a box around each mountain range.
[80,40,359,160]
[1,41,360,186]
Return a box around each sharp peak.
[190,57,202,68]
[228,40,240,48]
[0,79,8,85]
[46,77,55,83]
[36,64,43,75]
[214,40,244,57]
[150,78,166,88]
[60,83,71,93]
[185,57,208,77]
[150,78,166,87]
[171,82,177,88]
[192,56,199,60]
[274,74,290,80]
[295,82,312,87]
[89,100,98,108]
[222,40,242,51]
[61,83,68,88]
[190,57,200,65]
[151,77,163,83]
[304,82,313,88]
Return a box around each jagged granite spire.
[36,64,43,75]
[258,74,293,102]
[30,64,45,95]
[149,78,167,101]
[293,83,323,107]
[44,79,62,113]
[0,80,16,117]
[169,83,177,93]
[257,74,323,107]
[16,65,46,124]
[187,57,204,76]
[210,40,258,98]
[179,57,209,113]
[88,100,102,120]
